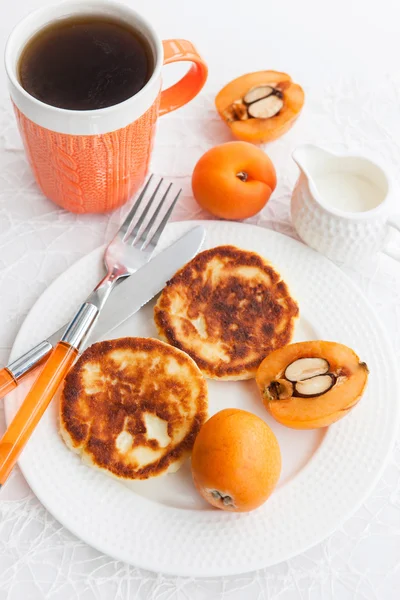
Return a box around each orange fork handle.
[0,342,78,487]
[0,368,17,399]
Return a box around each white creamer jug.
[291,145,400,265]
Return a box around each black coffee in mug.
[18,16,153,110]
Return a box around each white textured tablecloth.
[1,1,400,598]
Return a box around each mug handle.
[159,40,208,116]
[383,215,400,262]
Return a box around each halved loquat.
[216,71,305,144]
[191,408,281,512]
[256,341,369,429]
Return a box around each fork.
[0,176,181,487]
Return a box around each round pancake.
[154,245,299,380]
[60,337,208,480]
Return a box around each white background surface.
[1,0,400,598]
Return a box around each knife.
[0,226,205,401]
[0,224,206,488]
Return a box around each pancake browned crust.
[60,337,208,480]
[154,245,299,380]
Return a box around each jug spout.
[292,144,334,179]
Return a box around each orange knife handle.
[2,339,54,401]
[0,342,78,487]
[0,368,17,399]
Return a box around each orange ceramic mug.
[5,1,207,213]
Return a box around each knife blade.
[0,226,205,399]
[93,225,205,340]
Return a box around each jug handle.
[383,215,400,262]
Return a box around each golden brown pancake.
[60,337,208,480]
[154,245,299,380]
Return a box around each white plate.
[5,221,398,577]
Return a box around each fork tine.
[117,175,153,240]
[144,189,181,252]
[126,178,163,245]
[136,183,173,248]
